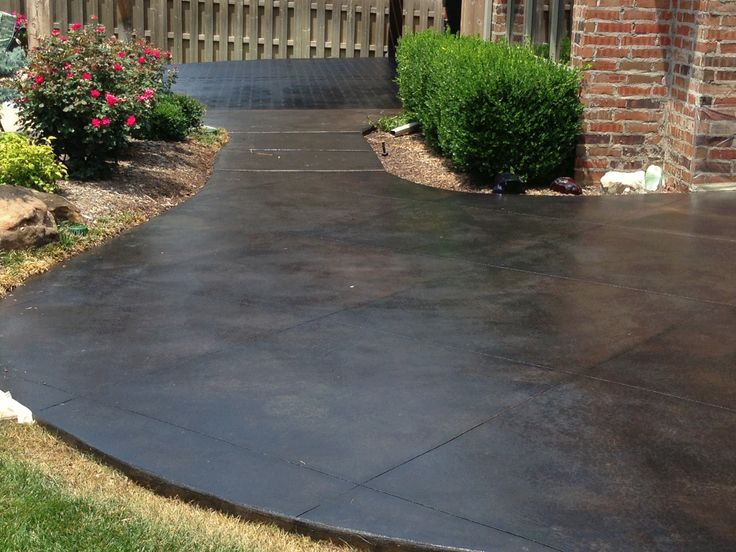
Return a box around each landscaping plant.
[0,132,66,192]
[13,22,174,178]
[0,49,26,102]
[396,31,583,186]
[140,92,205,141]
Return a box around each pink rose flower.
[51,29,60,37]
[96,25,105,33]
[34,75,44,84]
[113,63,123,72]
[66,72,73,79]
[105,92,118,106]
[70,22,82,31]
[91,118,102,128]
[138,56,146,63]
[117,51,126,58]
[101,117,111,126]
[90,89,101,98]
[82,72,92,80]
[126,115,137,127]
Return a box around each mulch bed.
[61,137,224,223]
[366,129,682,196]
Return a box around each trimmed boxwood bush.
[396,31,583,186]
[139,93,205,141]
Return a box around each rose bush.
[14,22,174,177]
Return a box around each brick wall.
[665,0,736,189]
[490,0,528,43]
[571,0,736,189]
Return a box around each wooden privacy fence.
[0,0,443,62]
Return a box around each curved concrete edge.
[36,417,476,552]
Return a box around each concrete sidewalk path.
[2,59,735,552]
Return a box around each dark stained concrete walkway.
[2,59,736,551]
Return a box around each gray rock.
[0,185,59,251]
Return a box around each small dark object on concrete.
[550,177,582,195]
[492,173,525,194]
[381,142,388,156]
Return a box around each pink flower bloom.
[101,117,111,126]
[82,72,92,80]
[96,25,105,33]
[34,75,44,84]
[66,72,73,79]
[105,92,118,106]
[62,61,71,68]
[113,63,123,72]
[91,118,102,128]
[138,56,146,63]
[91,14,97,20]
[51,28,60,37]
[117,51,126,58]
[165,51,172,59]
[126,115,137,127]
[60,35,68,42]
[151,50,161,59]
[70,22,82,31]
[136,88,155,102]
[90,89,101,98]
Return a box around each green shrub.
[140,93,205,141]
[13,23,174,178]
[396,31,583,185]
[0,133,67,193]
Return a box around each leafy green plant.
[0,133,67,192]
[13,22,174,178]
[139,93,205,141]
[0,49,26,78]
[376,112,415,132]
[396,31,583,186]
[0,49,27,102]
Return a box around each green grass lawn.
[0,423,348,552]
[0,458,237,552]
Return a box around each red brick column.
[489,0,527,43]
[665,0,736,189]
[571,0,673,186]
[571,0,735,189]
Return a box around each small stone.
[600,170,646,194]
[492,173,525,194]
[550,177,582,195]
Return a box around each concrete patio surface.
[1,59,735,551]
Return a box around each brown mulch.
[60,136,225,223]
[366,130,682,196]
